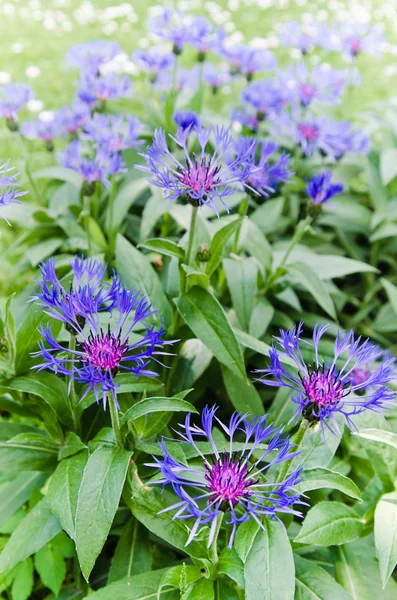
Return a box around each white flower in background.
[26,66,41,79]
[0,72,11,85]
[27,99,44,113]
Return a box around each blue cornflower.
[173,110,200,131]
[32,257,172,409]
[242,79,287,120]
[270,112,368,160]
[203,62,231,92]
[147,406,303,547]
[0,83,33,124]
[278,63,352,108]
[280,21,329,54]
[21,116,60,150]
[136,126,257,214]
[134,47,175,82]
[64,40,122,72]
[77,71,132,108]
[220,43,277,78]
[242,140,292,196]
[232,108,260,132]
[57,101,91,137]
[154,66,198,92]
[188,16,224,58]
[82,114,142,152]
[255,322,395,434]
[148,8,188,54]
[58,140,126,190]
[306,171,343,206]
[335,23,385,61]
[0,160,26,223]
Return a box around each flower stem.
[108,392,123,448]
[279,215,312,268]
[276,418,309,484]
[68,333,79,433]
[183,206,198,294]
[107,178,117,262]
[209,511,224,567]
[232,195,249,254]
[83,194,92,257]
[17,133,42,204]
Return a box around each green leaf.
[0,471,48,527]
[205,219,242,277]
[84,567,201,600]
[168,338,212,393]
[380,148,397,186]
[11,557,34,600]
[292,417,344,470]
[140,186,168,241]
[184,577,214,599]
[244,519,295,600]
[355,429,397,450]
[221,365,264,416]
[108,518,152,584]
[126,486,209,562]
[273,251,377,279]
[295,502,364,546]
[15,304,61,374]
[0,499,61,573]
[295,467,362,500]
[219,547,244,588]
[241,219,272,271]
[174,287,246,380]
[375,491,397,587]
[120,395,197,425]
[58,432,87,460]
[75,446,132,580]
[0,294,16,376]
[381,279,397,320]
[294,555,352,600]
[33,166,83,188]
[139,238,185,261]
[47,450,88,540]
[108,178,149,231]
[0,433,58,471]
[34,543,66,595]
[335,545,369,600]
[116,234,172,328]
[287,262,336,319]
[3,372,74,429]
[224,257,258,331]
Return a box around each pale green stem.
[232,196,249,254]
[276,418,310,484]
[108,392,123,448]
[209,511,224,567]
[183,206,198,294]
[83,194,92,257]
[107,178,118,261]
[17,133,42,204]
[279,216,312,269]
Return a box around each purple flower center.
[301,369,346,407]
[82,330,128,372]
[298,123,320,141]
[177,158,222,194]
[205,453,255,506]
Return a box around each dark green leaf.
[0,471,48,527]
[294,555,352,600]
[139,238,185,260]
[47,450,88,540]
[287,262,336,319]
[374,491,397,587]
[0,499,61,572]
[174,287,246,380]
[75,446,132,580]
[295,502,364,546]
[120,395,197,425]
[295,468,362,500]
[108,518,152,584]
[219,547,244,588]
[0,433,58,471]
[221,365,264,416]
[116,234,172,328]
[11,557,33,600]
[205,219,242,277]
[244,519,295,600]
[34,543,66,596]
[224,257,258,331]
